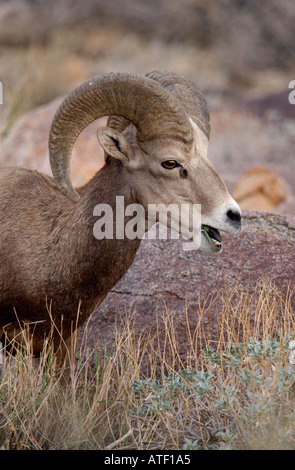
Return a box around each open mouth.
[201,224,222,252]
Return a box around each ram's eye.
[161,160,181,170]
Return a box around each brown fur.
[0,158,140,356]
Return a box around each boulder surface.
[79,211,295,357]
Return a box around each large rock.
[79,211,295,357]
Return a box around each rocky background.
[0,0,294,354]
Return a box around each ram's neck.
[56,157,141,319]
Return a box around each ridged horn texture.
[108,71,210,140]
[49,72,193,201]
[146,71,210,139]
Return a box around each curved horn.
[108,71,210,140]
[49,72,193,201]
[146,71,210,139]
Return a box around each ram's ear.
[97,128,133,164]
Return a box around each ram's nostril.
[227,209,242,224]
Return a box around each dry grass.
[0,279,295,450]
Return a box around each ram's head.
[50,71,242,253]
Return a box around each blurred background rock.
[0,0,294,212]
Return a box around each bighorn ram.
[0,71,242,361]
